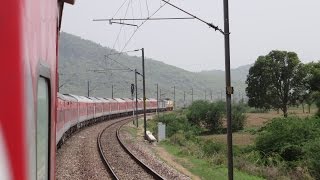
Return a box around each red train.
[0,1,173,179]
[56,94,162,146]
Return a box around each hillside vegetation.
[58,32,249,107]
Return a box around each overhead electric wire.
[100,0,171,77]
[112,0,130,19]
[138,0,143,18]
[145,0,150,16]
[159,0,224,34]
[94,17,195,21]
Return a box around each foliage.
[232,103,247,131]
[186,100,210,126]
[204,101,225,132]
[255,117,320,165]
[201,140,225,157]
[307,61,320,116]
[246,50,307,117]
[186,100,225,132]
[156,112,200,139]
[303,138,320,179]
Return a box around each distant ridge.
[58,32,250,107]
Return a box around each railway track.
[98,116,165,180]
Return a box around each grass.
[161,142,264,180]
[202,132,256,147]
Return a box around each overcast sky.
[62,0,320,72]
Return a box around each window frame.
[37,63,51,180]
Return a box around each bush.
[201,140,224,157]
[255,117,320,163]
[232,103,247,131]
[186,100,210,126]
[205,101,225,132]
[303,138,320,179]
[156,113,200,138]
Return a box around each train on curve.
[0,0,172,180]
[56,93,173,146]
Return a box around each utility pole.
[135,69,138,127]
[131,83,135,125]
[156,84,159,117]
[112,84,114,98]
[221,90,223,101]
[141,48,147,139]
[87,81,90,97]
[210,90,213,101]
[173,86,175,110]
[223,0,234,178]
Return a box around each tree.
[246,50,306,117]
[305,61,320,115]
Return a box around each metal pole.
[135,69,138,127]
[160,89,161,111]
[112,84,114,98]
[131,83,135,125]
[223,0,234,179]
[156,84,159,117]
[132,93,135,125]
[173,86,175,110]
[87,81,90,97]
[142,48,147,139]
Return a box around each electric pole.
[210,90,213,101]
[131,83,135,125]
[223,0,234,178]
[135,69,138,127]
[156,84,159,117]
[112,84,114,98]
[141,48,147,139]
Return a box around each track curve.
[98,116,165,180]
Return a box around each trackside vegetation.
[148,100,320,179]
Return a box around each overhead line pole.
[112,84,114,98]
[223,0,234,179]
[141,48,147,140]
[156,84,159,117]
[135,69,138,127]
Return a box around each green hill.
[58,32,249,108]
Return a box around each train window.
[37,77,50,180]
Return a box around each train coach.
[0,0,77,179]
[56,93,170,146]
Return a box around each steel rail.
[117,120,165,180]
[98,113,164,179]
